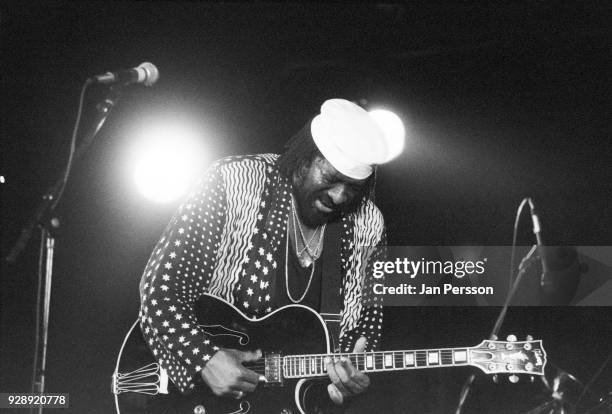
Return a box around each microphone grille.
[138,62,160,86]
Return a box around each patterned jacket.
[139,154,386,393]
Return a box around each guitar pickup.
[264,352,283,385]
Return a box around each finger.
[238,349,262,362]
[236,349,262,385]
[233,390,245,400]
[351,370,371,388]
[353,336,367,353]
[340,356,370,388]
[327,383,344,405]
[335,358,365,394]
[232,379,258,393]
[325,357,349,395]
[239,367,261,385]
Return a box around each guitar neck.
[283,347,470,379]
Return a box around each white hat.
[311,99,402,179]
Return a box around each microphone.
[90,62,159,86]
[528,199,552,293]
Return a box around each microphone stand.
[4,84,122,414]
[454,244,540,414]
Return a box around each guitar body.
[114,293,337,414]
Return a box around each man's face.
[292,156,369,227]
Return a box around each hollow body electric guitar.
[112,293,547,414]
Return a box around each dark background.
[1,2,611,413]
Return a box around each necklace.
[285,225,316,304]
[291,195,326,259]
[292,207,325,258]
[292,207,313,256]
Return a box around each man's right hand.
[201,348,262,398]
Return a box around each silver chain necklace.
[291,195,326,259]
[285,225,316,304]
[285,196,326,304]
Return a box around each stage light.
[368,109,406,159]
[130,119,207,203]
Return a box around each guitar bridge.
[264,352,283,386]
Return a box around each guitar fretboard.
[282,348,470,379]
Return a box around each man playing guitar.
[138,99,399,410]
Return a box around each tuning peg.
[525,334,533,341]
[506,334,517,342]
[490,334,498,341]
[529,376,535,383]
[492,374,499,384]
[509,375,519,383]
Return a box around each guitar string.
[246,356,459,369]
[243,350,460,371]
[243,349,459,362]
[245,358,463,376]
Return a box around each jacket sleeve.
[341,231,387,353]
[339,204,387,353]
[138,162,227,393]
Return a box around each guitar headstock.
[468,335,547,376]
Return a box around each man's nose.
[328,183,350,205]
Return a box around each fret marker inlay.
[384,354,393,367]
[405,353,415,366]
[428,352,439,364]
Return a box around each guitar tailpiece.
[112,363,169,395]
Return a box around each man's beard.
[292,186,338,227]
[292,182,361,228]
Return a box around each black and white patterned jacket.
[139,154,386,393]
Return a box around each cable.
[508,198,530,291]
[49,78,93,212]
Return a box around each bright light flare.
[369,109,406,161]
[130,119,207,203]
